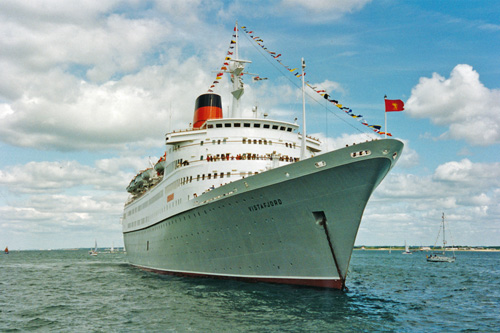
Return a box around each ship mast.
[229,21,251,118]
[442,212,447,254]
[300,58,306,160]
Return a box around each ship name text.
[248,199,283,212]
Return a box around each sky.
[1,0,499,250]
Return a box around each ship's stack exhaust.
[193,93,222,128]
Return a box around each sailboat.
[4,246,8,254]
[427,213,456,263]
[89,240,98,256]
[402,241,412,254]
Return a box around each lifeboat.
[126,168,156,194]
[126,175,141,193]
[140,168,154,182]
[154,156,166,174]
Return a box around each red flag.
[385,99,404,112]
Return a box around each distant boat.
[89,240,98,256]
[4,246,8,254]
[427,213,455,263]
[402,241,412,254]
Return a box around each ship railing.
[205,153,299,162]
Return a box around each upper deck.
[166,118,321,153]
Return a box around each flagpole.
[384,95,387,139]
[300,58,306,160]
[385,111,387,139]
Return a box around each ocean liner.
[121,24,403,289]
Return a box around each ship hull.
[123,139,402,289]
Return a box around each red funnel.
[193,93,222,128]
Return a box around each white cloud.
[0,158,145,194]
[0,1,231,151]
[0,58,213,151]
[283,0,370,13]
[406,64,500,146]
[0,158,139,247]
[357,158,500,246]
[279,0,372,22]
[433,158,500,187]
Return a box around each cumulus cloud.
[0,1,231,151]
[433,158,500,187]
[0,157,142,246]
[359,158,500,246]
[376,159,500,204]
[406,64,500,146]
[0,59,211,151]
[279,0,371,22]
[0,157,145,194]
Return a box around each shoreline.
[355,248,500,252]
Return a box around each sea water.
[1,249,499,332]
